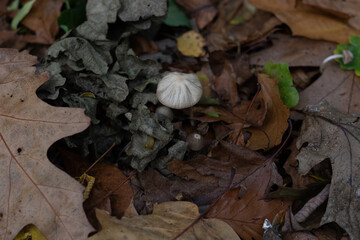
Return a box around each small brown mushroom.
[186,133,204,151]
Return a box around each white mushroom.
[156,72,203,109]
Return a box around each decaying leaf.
[294,184,330,223]
[0,49,93,239]
[263,62,299,108]
[134,142,270,213]
[248,0,360,43]
[207,162,289,240]
[88,202,240,240]
[117,0,167,22]
[177,30,206,57]
[206,6,281,52]
[296,62,360,114]
[246,73,290,150]
[83,163,133,218]
[212,58,240,106]
[175,0,217,29]
[296,101,360,239]
[20,0,63,44]
[250,33,336,67]
[40,0,180,170]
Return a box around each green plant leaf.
[58,0,86,32]
[163,0,191,28]
[263,62,299,108]
[207,112,219,118]
[10,0,36,30]
[7,0,20,11]
[334,36,360,76]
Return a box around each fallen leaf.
[59,148,134,220]
[84,164,133,218]
[263,62,299,108]
[0,49,37,78]
[250,33,336,67]
[206,7,281,52]
[14,224,46,240]
[20,0,64,44]
[0,0,9,15]
[89,202,240,240]
[134,142,268,211]
[295,61,360,114]
[10,0,36,30]
[0,49,93,239]
[246,73,290,150]
[191,100,266,127]
[302,0,360,20]
[177,30,206,57]
[175,0,217,29]
[312,225,343,240]
[283,232,318,240]
[212,58,240,106]
[283,140,314,189]
[296,101,360,239]
[117,0,167,22]
[207,162,289,240]
[248,0,360,43]
[130,35,158,55]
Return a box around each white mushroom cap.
[156,72,203,109]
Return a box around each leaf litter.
[1,0,360,239]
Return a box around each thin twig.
[82,142,116,176]
[85,170,138,209]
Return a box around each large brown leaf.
[245,73,290,150]
[250,33,336,67]
[296,102,360,239]
[0,49,93,239]
[207,162,289,240]
[296,62,360,114]
[248,0,360,43]
[89,202,240,240]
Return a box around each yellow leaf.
[14,224,46,240]
[177,30,206,57]
[79,173,96,201]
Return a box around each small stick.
[82,142,116,176]
[85,170,138,209]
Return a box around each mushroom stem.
[320,50,354,73]
[320,54,343,73]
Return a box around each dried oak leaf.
[296,101,360,239]
[88,201,240,240]
[248,0,360,43]
[295,61,360,114]
[250,33,336,67]
[245,73,290,150]
[21,0,64,44]
[207,162,289,240]
[0,49,93,239]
